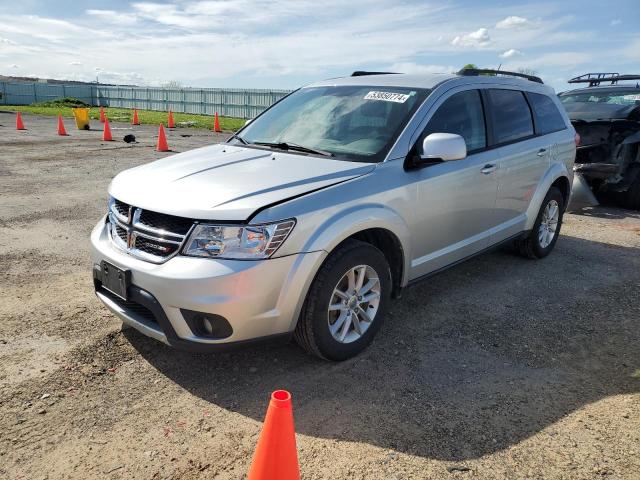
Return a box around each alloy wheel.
[538,199,559,248]
[327,264,381,344]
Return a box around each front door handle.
[537,148,547,157]
[481,164,496,174]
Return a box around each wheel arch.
[551,175,571,211]
[340,227,405,299]
[524,164,572,231]
[301,204,411,286]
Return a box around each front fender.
[524,162,572,230]
[301,203,412,285]
[271,203,412,332]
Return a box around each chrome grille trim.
[132,218,186,240]
[107,198,194,264]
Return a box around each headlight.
[182,219,296,259]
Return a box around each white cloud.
[0,2,625,91]
[451,28,490,47]
[610,19,622,26]
[9,63,19,68]
[95,70,146,84]
[387,62,454,75]
[500,48,523,58]
[86,9,137,26]
[504,51,591,70]
[68,61,82,66]
[496,16,530,29]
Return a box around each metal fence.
[0,81,291,119]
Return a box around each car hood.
[564,102,640,122]
[109,144,375,221]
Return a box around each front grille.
[107,198,194,263]
[120,298,158,324]
[139,210,193,235]
[99,286,159,327]
[135,236,180,256]
[113,199,129,219]
[114,223,128,242]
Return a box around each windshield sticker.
[364,91,411,103]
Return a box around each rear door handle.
[481,164,496,174]
[537,148,547,157]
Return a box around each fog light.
[202,317,214,335]
[181,309,233,339]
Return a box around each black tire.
[294,239,392,361]
[515,186,564,259]
[623,175,640,210]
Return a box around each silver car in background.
[91,68,576,360]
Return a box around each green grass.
[2,104,245,131]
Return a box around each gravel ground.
[1,111,639,480]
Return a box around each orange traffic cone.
[16,111,26,130]
[167,110,175,128]
[156,124,169,152]
[213,112,222,133]
[132,108,140,125]
[99,106,106,123]
[247,390,300,480]
[57,115,68,136]
[103,118,113,141]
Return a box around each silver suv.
[91,69,576,360]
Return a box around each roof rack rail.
[457,68,543,84]
[351,71,399,77]
[568,73,640,87]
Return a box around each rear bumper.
[90,218,326,351]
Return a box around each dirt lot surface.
[1,111,639,479]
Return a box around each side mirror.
[415,133,467,166]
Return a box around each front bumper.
[90,217,326,351]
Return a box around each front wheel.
[515,186,564,259]
[294,239,392,361]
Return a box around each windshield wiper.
[251,141,333,157]
[228,133,249,145]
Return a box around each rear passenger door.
[486,89,550,242]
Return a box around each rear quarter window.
[527,92,566,135]
[487,89,534,144]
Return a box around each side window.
[422,90,486,152]
[488,89,534,144]
[527,92,567,135]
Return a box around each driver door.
[407,88,499,280]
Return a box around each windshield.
[231,85,430,162]
[560,90,640,106]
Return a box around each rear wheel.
[294,239,391,361]
[516,186,564,259]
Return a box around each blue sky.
[0,0,638,91]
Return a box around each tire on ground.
[515,186,564,259]
[294,239,392,361]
